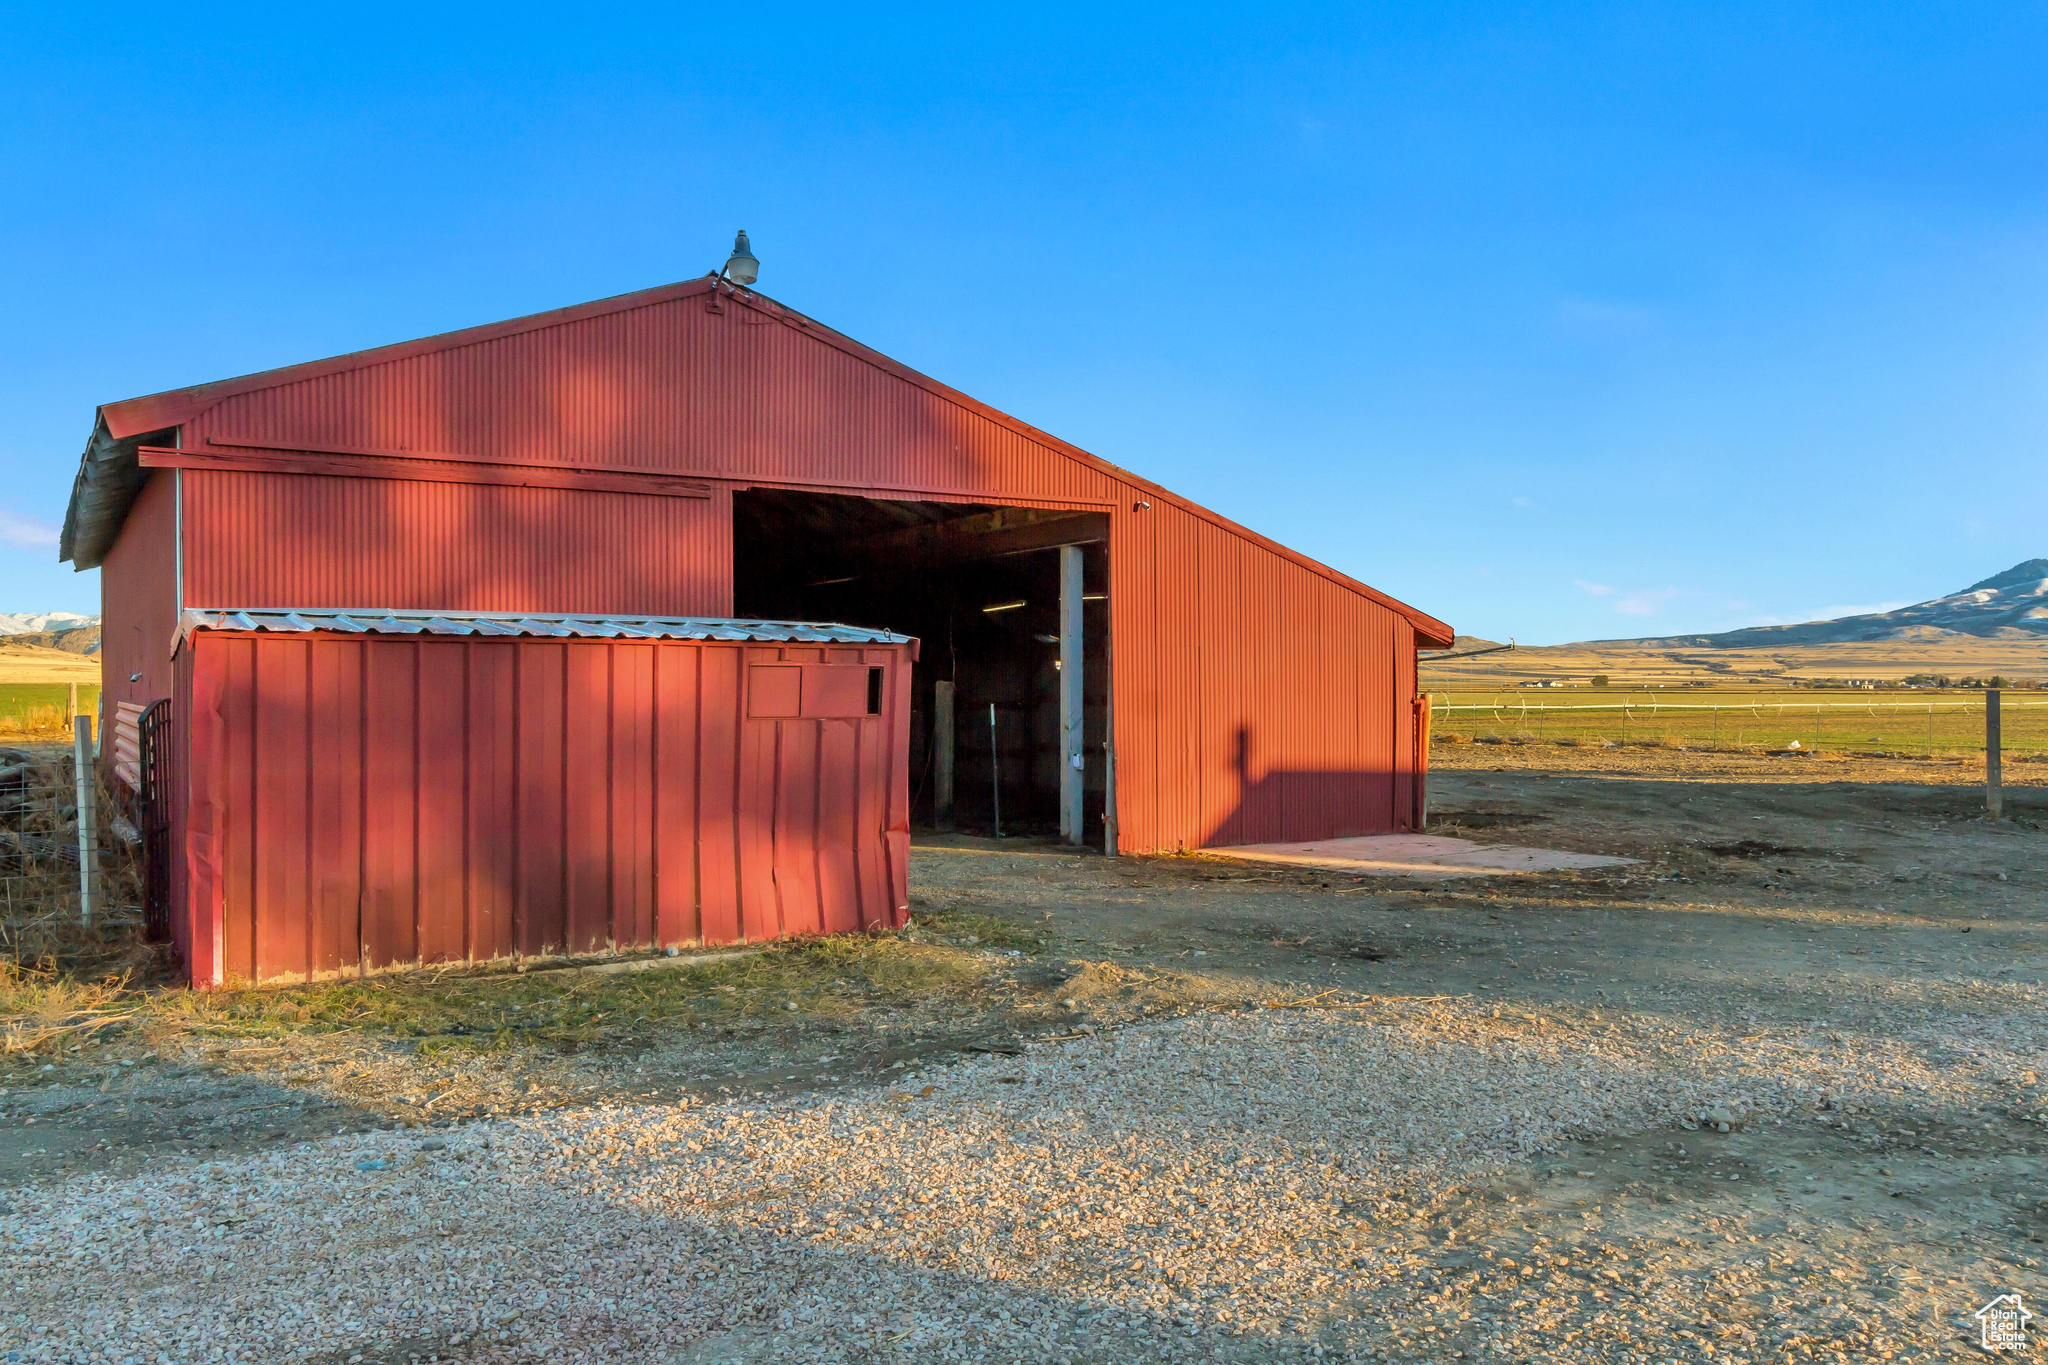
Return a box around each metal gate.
[138,699,173,942]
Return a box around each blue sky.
[4,3,2045,643]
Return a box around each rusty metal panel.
[174,627,915,985]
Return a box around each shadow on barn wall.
[1200,726,1404,848]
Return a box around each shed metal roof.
[176,608,915,652]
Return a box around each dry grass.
[170,933,991,1057]
[0,704,72,738]
[0,911,1011,1068]
[0,957,140,1055]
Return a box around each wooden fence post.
[73,714,97,927]
[1987,689,2003,820]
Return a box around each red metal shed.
[172,610,914,986]
[64,275,1453,985]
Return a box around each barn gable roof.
[68,276,1451,645]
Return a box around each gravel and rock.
[6,762,2046,1362]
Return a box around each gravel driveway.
[12,974,2043,1364]
[8,762,2047,1362]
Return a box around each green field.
[0,683,101,730]
[1425,688,2036,757]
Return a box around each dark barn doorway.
[733,489,1109,843]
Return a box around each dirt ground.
[5,741,2045,1361]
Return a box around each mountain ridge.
[1577,561,2048,650]
[0,612,97,636]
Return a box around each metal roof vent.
[723,230,759,285]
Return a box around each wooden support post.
[73,714,96,928]
[1059,544,1084,844]
[1987,688,2003,820]
[933,681,956,832]
[69,681,78,719]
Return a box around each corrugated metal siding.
[193,299,1121,504]
[179,469,733,616]
[99,468,180,718]
[180,630,912,986]
[146,286,1442,858]
[1178,513,1402,849]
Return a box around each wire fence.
[1426,691,2040,758]
[1,742,140,964]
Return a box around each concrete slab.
[1204,834,1636,878]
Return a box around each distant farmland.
[1420,636,2048,688]
[0,682,100,733]
[1426,687,2032,757]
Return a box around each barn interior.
[732,489,1109,841]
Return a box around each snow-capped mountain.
[1591,561,2048,648]
[0,611,98,636]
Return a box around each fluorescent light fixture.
[982,600,1027,613]
[1082,593,1106,601]
[808,575,857,587]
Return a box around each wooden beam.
[801,510,1109,581]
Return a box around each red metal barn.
[63,276,1452,987]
